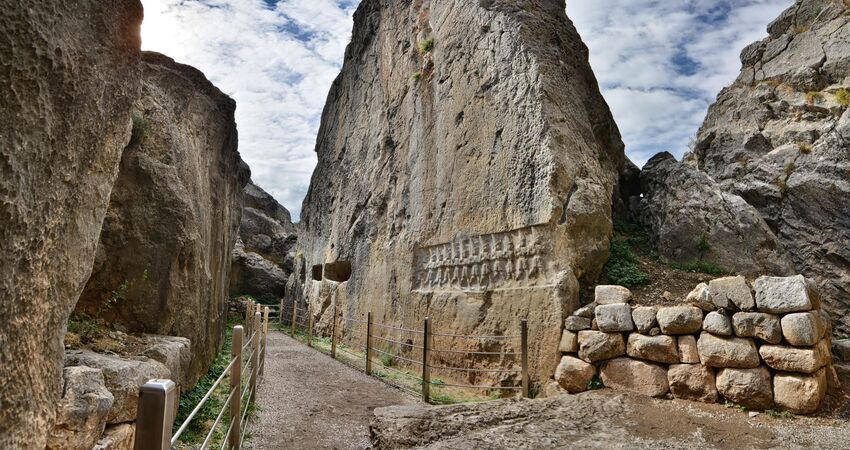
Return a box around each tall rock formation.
[0,1,143,446]
[75,52,249,385]
[299,0,628,380]
[692,0,850,334]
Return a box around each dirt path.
[244,331,416,449]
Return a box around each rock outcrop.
[639,152,795,276]
[74,52,249,386]
[299,0,629,380]
[229,181,297,302]
[0,1,143,446]
[691,0,850,334]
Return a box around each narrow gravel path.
[244,331,416,449]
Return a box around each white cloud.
[141,0,792,219]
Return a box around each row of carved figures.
[423,253,544,288]
[425,233,544,269]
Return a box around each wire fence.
[135,299,271,449]
[275,296,529,404]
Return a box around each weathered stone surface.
[558,330,578,353]
[677,335,701,364]
[94,424,135,450]
[703,311,733,336]
[0,1,143,445]
[686,283,715,312]
[759,344,827,374]
[754,275,819,314]
[708,277,755,312]
[46,367,115,450]
[298,0,630,381]
[638,152,794,277]
[627,334,679,364]
[716,367,774,410]
[595,285,632,305]
[631,307,657,334]
[834,339,850,362]
[781,311,823,346]
[554,356,596,394]
[732,312,782,344]
[697,332,760,369]
[774,368,827,414]
[693,0,850,334]
[657,306,703,335]
[565,316,592,332]
[141,335,192,388]
[75,52,250,386]
[574,302,597,319]
[229,239,289,303]
[64,351,171,424]
[668,364,719,403]
[595,303,634,333]
[578,331,626,363]
[600,358,669,398]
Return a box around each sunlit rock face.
[0,1,143,446]
[299,0,629,380]
[692,0,850,335]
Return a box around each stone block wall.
[555,275,836,414]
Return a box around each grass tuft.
[669,260,732,276]
[129,111,149,147]
[602,237,650,288]
[835,88,850,107]
[418,37,435,53]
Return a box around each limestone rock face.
[75,52,250,386]
[299,0,629,380]
[0,1,143,445]
[46,367,115,450]
[229,239,289,303]
[638,152,794,276]
[692,0,850,334]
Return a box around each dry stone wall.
[556,275,836,414]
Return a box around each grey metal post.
[521,319,529,398]
[365,311,373,376]
[134,379,176,450]
[251,311,261,402]
[422,317,431,403]
[279,297,284,324]
[230,326,243,450]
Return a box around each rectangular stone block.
[754,275,819,314]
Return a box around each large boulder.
[656,306,703,335]
[554,356,596,394]
[626,334,679,364]
[668,364,719,403]
[74,52,250,386]
[0,1,143,445]
[229,239,289,303]
[600,358,669,398]
[46,367,115,450]
[732,312,782,344]
[715,367,774,410]
[298,0,631,380]
[578,331,626,363]
[692,0,850,335]
[696,332,760,369]
[638,152,794,276]
[774,368,827,414]
[759,343,828,374]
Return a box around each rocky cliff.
[299,0,629,380]
[690,0,850,334]
[0,1,143,446]
[75,52,249,386]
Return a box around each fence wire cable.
[171,355,237,444]
[198,385,237,450]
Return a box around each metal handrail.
[370,334,424,349]
[171,355,237,444]
[434,382,522,390]
[429,363,521,374]
[372,322,423,334]
[430,332,519,339]
[430,347,518,356]
[199,386,237,449]
[371,347,422,366]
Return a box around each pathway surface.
[244,331,416,449]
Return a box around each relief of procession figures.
[414,227,548,291]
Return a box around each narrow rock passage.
[245,331,416,449]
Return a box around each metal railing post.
[261,307,269,377]
[365,311,372,376]
[251,312,261,402]
[230,326,243,450]
[521,319,529,398]
[422,317,431,403]
[291,297,297,336]
[330,301,338,359]
[134,379,176,450]
[307,304,314,348]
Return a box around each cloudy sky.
[140,0,792,220]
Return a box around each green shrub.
[697,231,711,253]
[766,408,795,419]
[784,162,796,176]
[835,88,850,107]
[797,142,812,154]
[411,71,422,82]
[670,260,731,276]
[602,237,650,287]
[418,37,435,53]
[129,111,149,147]
[587,376,604,390]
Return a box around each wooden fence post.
[278,297,284,324]
[291,297,297,336]
[230,326,243,450]
[134,379,176,450]
[261,307,269,377]
[422,317,431,403]
[330,301,338,359]
[365,311,372,376]
[521,319,529,398]
[251,312,261,402]
[307,304,314,348]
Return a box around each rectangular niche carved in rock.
[312,264,323,281]
[324,261,352,282]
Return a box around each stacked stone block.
[555,275,836,414]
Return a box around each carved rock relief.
[414,226,550,292]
